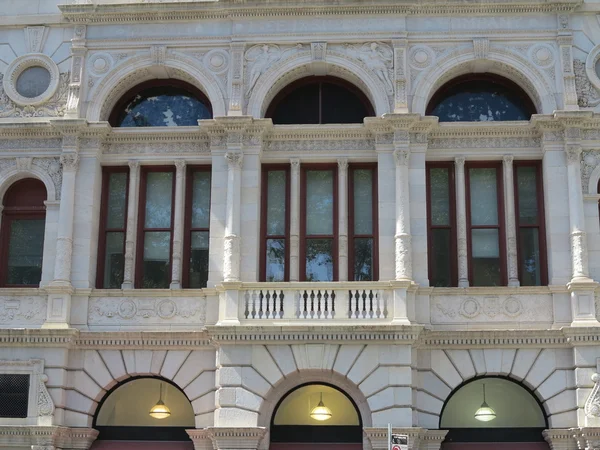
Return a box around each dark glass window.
[260,166,290,282]
[184,167,211,288]
[514,162,547,286]
[466,164,506,286]
[427,164,457,287]
[427,74,536,122]
[266,77,374,125]
[109,80,212,127]
[136,168,175,288]
[0,374,29,418]
[97,168,128,288]
[349,165,378,281]
[301,166,338,281]
[0,179,47,287]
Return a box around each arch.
[588,164,600,195]
[412,47,557,116]
[0,167,57,203]
[87,52,226,122]
[247,54,391,118]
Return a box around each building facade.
[0,0,600,449]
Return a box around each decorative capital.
[502,154,514,167]
[311,42,327,62]
[128,160,140,171]
[60,153,79,172]
[16,157,33,171]
[225,151,244,169]
[455,155,466,167]
[174,159,187,172]
[393,149,409,166]
[290,158,300,171]
[473,37,489,60]
[566,144,582,164]
[337,158,349,171]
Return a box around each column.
[122,160,140,289]
[170,160,186,289]
[223,151,243,282]
[338,158,349,281]
[503,155,520,287]
[566,144,590,281]
[455,156,469,287]
[289,158,300,281]
[394,148,412,281]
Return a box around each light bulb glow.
[474,384,496,422]
[149,383,171,419]
[310,393,332,421]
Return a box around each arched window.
[440,377,548,449]
[266,77,374,125]
[0,178,47,287]
[109,80,213,127]
[270,383,362,449]
[92,377,194,449]
[427,74,537,122]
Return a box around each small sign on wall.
[391,434,408,450]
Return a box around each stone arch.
[247,53,390,118]
[86,52,226,122]
[412,47,557,116]
[64,349,217,428]
[588,164,600,194]
[416,348,576,430]
[0,167,57,203]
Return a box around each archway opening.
[440,377,548,450]
[265,76,374,125]
[426,74,536,122]
[91,377,194,450]
[108,79,212,127]
[270,383,363,450]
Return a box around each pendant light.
[310,392,332,421]
[149,382,171,419]
[474,383,496,422]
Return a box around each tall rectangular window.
[97,168,128,289]
[514,162,547,286]
[349,165,378,281]
[301,165,337,281]
[260,166,290,282]
[466,163,506,286]
[136,167,175,288]
[426,163,457,287]
[184,167,211,288]
[0,374,29,418]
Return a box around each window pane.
[430,168,451,226]
[266,171,286,236]
[353,238,373,281]
[431,228,452,287]
[103,232,125,288]
[516,166,539,225]
[519,228,541,286]
[266,239,286,282]
[353,170,373,235]
[145,172,173,228]
[471,228,501,286]
[305,239,333,282]
[7,219,44,286]
[0,374,29,418]
[189,231,209,289]
[306,170,333,235]
[191,171,211,229]
[142,231,171,288]
[469,168,499,226]
[106,172,127,229]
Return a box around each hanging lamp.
[149,382,171,419]
[310,392,332,421]
[474,383,496,422]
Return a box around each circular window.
[16,66,51,99]
[3,54,60,106]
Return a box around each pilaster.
[290,158,301,282]
[122,160,140,289]
[393,135,412,282]
[503,154,519,287]
[392,38,408,114]
[170,159,187,289]
[455,156,469,287]
[338,157,349,281]
[65,25,87,118]
[557,15,578,111]
[228,43,246,116]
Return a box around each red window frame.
[96,167,129,289]
[0,178,47,288]
[259,164,291,282]
[465,161,508,286]
[426,162,458,287]
[348,163,379,281]
[182,165,212,288]
[135,166,176,288]
[300,164,339,282]
[513,161,548,286]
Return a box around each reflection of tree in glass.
[145,173,173,228]
[430,169,450,225]
[266,240,285,282]
[353,239,373,281]
[305,239,333,282]
[306,171,333,235]
[7,220,44,285]
[121,93,211,127]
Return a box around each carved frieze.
[0,297,46,326]
[245,44,305,98]
[105,142,209,154]
[88,296,207,325]
[428,136,541,149]
[0,73,70,118]
[574,59,600,107]
[265,138,375,152]
[431,294,553,323]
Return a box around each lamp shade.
[310,393,332,421]
[149,383,171,419]
[474,402,496,422]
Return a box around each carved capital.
[566,144,582,164]
[16,157,33,171]
[455,156,466,168]
[290,158,300,172]
[60,153,79,172]
[174,159,187,172]
[225,151,243,169]
[128,159,140,172]
[337,158,349,172]
[502,154,514,167]
[473,38,489,60]
[394,149,409,166]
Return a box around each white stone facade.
[0,1,599,449]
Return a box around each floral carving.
[32,157,62,200]
[585,373,600,418]
[266,139,374,152]
[0,73,69,118]
[581,150,600,193]
[0,297,46,325]
[88,297,206,324]
[37,375,54,417]
[574,59,600,107]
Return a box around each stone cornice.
[419,329,569,349]
[0,426,98,448]
[75,331,212,349]
[58,0,583,24]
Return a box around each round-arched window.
[109,80,213,127]
[426,74,536,122]
[266,77,374,125]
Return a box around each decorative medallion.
[3,54,60,106]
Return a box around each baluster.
[295,290,301,318]
[382,290,388,318]
[331,290,336,319]
[304,290,310,318]
[368,290,374,318]
[249,290,256,318]
[278,290,284,318]
[361,290,367,318]
[272,290,278,318]
[354,290,359,318]
[375,290,381,318]
[323,291,329,319]
[244,290,250,318]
